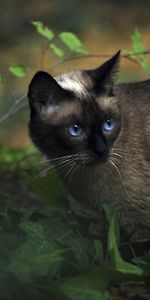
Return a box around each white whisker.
[110,159,122,181]
[64,161,77,181]
[38,155,80,177]
[40,153,80,164]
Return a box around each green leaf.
[7,228,64,279]
[70,238,92,271]
[131,29,145,53]
[32,21,54,40]
[108,216,143,275]
[19,221,45,239]
[140,57,150,76]
[59,32,89,54]
[9,64,26,77]
[60,267,141,300]
[50,43,65,58]
[60,269,109,300]
[127,28,150,76]
[0,233,20,256]
[28,251,63,277]
[103,204,115,224]
[6,261,32,283]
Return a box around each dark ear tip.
[28,70,63,102]
[29,71,52,85]
[112,50,121,62]
[33,70,51,78]
[115,50,121,56]
[28,70,58,95]
[28,71,52,100]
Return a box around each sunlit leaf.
[59,32,89,54]
[131,29,145,53]
[50,43,65,58]
[108,216,143,275]
[126,28,150,76]
[140,57,150,76]
[9,64,26,77]
[32,21,54,40]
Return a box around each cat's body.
[28,52,150,240]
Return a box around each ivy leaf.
[27,251,63,277]
[60,268,109,300]
[9,64,26,77]
[19,221,45,239]
[50,43,65,58]
[6,261,32,283]
[108,216,143,275]
[60,266,141,300]
[59,32,89,54]
[32,21,54,40]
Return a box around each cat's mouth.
[85,151,109,166]
[74,149,109,167]
[46,150,110,178]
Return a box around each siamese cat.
[28,51,150,240]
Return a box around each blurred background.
[0,0,150,147]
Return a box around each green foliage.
[125,28,150,76]
[60,268,110,300]
[0,21,88,84]
[59,32,89,54]
[8,64,27,77]
[132,29,150,76]
[0,23,150,300]
[32,21,54,40]
[50,43,65,58]
[0,145,37,168]
[131,29,145,53]
[32,21,88,58]
[108,216,143,275]
[0,146,149,299]
[60,266,142,300]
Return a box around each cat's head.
[28,51,121,168]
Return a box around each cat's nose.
[92,135,108,159]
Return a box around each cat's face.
[28,51,121,167]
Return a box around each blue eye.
[102,119,116,132]
[68,124,83,137]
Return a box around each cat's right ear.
[28,71,63,114]
[86,51,120,95]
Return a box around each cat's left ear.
[87,50,120,94]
